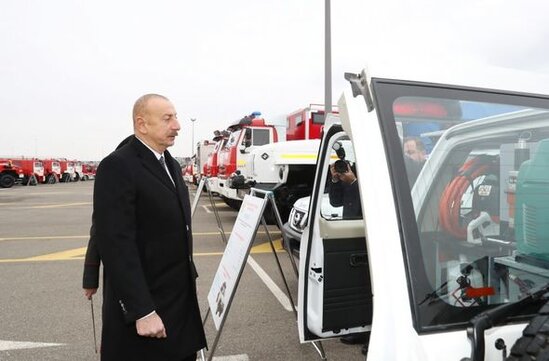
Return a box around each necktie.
[159,156,175,186]
[159,155,167,169]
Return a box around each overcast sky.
[1,0,549,160]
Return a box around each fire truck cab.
[204,130,229,195]
[81,163,96,181]
[0,159,24,188]
[193,139,216,185]
[16,158,44,185]
[41,159,61,184]
[217,112,284,208]
[59,159,75,182]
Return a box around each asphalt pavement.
[0,181,364,361]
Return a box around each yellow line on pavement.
[250,239,284,253]
[0,239,285,263]
[0,235,89,241]
[0,230,281,242]
[26,247,88,261]
[25,202,92,209]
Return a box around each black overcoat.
[94,137,206,361]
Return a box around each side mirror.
[239,143,249,154]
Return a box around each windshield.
[225,129,242,149]
[373,79,549,332]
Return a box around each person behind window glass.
[329,160,362,219]
[403,136,427,187]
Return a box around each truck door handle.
[309,267,323,283]
[350,253,368,267]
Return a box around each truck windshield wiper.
[462,283,549,361]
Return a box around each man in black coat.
[92,94,206,361]
[328,160,362,219]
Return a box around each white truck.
[228,106,331,222]
[296,64,549,361]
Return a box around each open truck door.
[298,64,549,360]
[297,119,372,343]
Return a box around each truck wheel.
[507,301,549,360]
[221,196,242,210]
[46,174,57,184]
[0,174,15,188]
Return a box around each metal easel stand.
[250,188,327,361]
[199,188,298,361]
[199,194,262,361]
[191,177,227,244]
[190,177,231,361]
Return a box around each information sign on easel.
[206,194,267,330]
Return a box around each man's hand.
[84,288,97,300]
[136,312,167,338]
[338,163,357,184]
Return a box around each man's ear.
[135,116,147,134]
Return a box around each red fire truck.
[13,158,45,185]
[41,159,61,184]
[58,159,75,182]
[286,104,328,141]
[204,130,229,194]
[193,139,216,185]
[81,163,96,181]
[0,159,24,188]
[216,112,285,208]
[183,161,195,184]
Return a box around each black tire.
[74,173,80,181]
[507,301,549,361]
[22,176,37,186]
[82,175,89,181]
[0,174,15,188]
[46,174,57,184]
[221,196,242,211]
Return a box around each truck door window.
[372,82,549,331]
[312,112,325,124]
[321,136,361,221]
[252,128,270,146]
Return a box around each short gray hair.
[132,94,170,123]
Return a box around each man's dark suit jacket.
[93,137,206,361]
